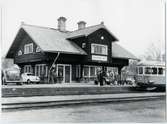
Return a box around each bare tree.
[142,43,161,61]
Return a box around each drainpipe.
[48,52,60,83]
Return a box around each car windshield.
[27,73,33,76]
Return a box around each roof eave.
[112,56,139,60]
[45,50,87,55]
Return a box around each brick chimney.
[77,21,86,30]
[57,17,67,32]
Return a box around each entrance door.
[65,65,71,83]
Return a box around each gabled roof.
[67,24,118,41]
[22,24,87,55]
[112,42,138,60]
[6,23,137,61]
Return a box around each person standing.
[99,70,104,86]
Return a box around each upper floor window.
[17,50,22,56]
[24,43,33,54]
[36,46,41,52]
[91,43,108,55]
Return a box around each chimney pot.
[57,17,67,32]
[77,21,86,30]
[101,21,104,25]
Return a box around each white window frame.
[36,46,41,52]
[24,65,32,73]
[90,66,97,77]
[83,65,100,78]
[24,43,33,54]
[35,64,48,77]
[56,64,71,83]
[83,65,90,77]
[18,50,22,56]
[91,43,108,55]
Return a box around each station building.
[6,17,137,83]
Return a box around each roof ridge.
[21,23,58,30]
[71,23,104,32]
[21,23,71,33]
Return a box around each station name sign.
[92,55,107,61]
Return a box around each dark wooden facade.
[7,27,130,83]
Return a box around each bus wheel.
[27,79,31,84]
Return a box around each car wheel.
[27,79,31,84]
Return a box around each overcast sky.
[1,0,165,58]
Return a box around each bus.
[135,60,165,90]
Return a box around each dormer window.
[82,43,86,48]
[36,46,41,52]
[24,43,33,54]
[18,50,22,56]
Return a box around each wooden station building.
[6,17,137,83]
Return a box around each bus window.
[158,68,163,75]
[145,67,152,74]
[152,67,157,75]
[138,67,143,74]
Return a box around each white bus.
[135,60,165,90]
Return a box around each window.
[18,50,22,56]
[138,67,143,74]
[76,65,80,78]
[83,66,99,77]
[58,65,64,77]
[83,66,89,77]
[90,66,96,77]
[91,44,108,55]
[158,68,163,75]
[35,64,48,77]
[24,65,32,73]
[36,46,41,52]
[145,67,152,74]
[24,43,33,54]
[82,43,86,48]
[152,67,157,75]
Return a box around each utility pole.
[47,52,60,83]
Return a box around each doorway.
[57,64,71,83]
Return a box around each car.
[21,73,40,84]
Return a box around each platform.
[2,83,140,97]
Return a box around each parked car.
[21,73,40,84]
[1,66,22,85]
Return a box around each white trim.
[24,43,33,54]
[36,46,41,52]
[83,65,101,78]
[57,64,71,83]
[18,50,22,56]
[24,65,32,73]
[35,64,48,77]
[91,43,108,55]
